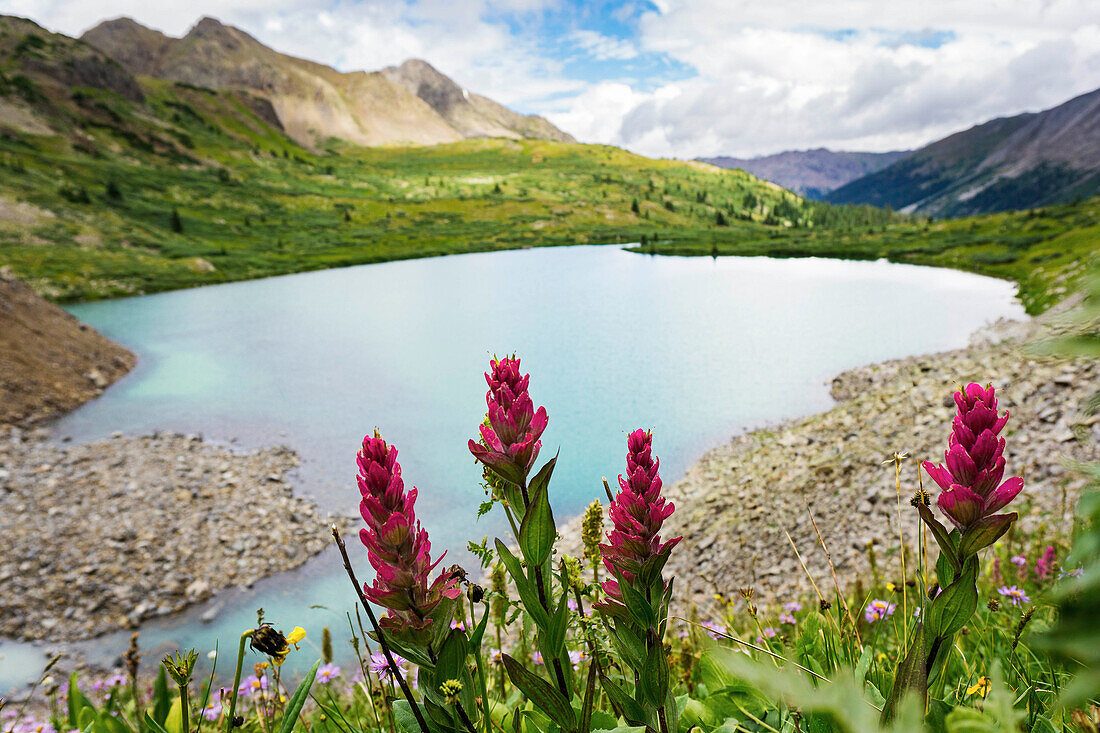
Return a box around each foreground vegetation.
[8,278,1099,732]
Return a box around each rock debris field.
[560,320,1099,619]
[0,429,350,642]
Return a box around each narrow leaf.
[917,504,961,574]
[502,654,576,731]
[495,539,550,628]
[881,623,927,724]
[278,659,320,733]
[957,513,1016,558]
[519,484,556,568]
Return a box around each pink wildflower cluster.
[468,356,548,485]
[1035,546,1057,580]
[357,434,460,635]
[923,383,1023,532]
[598,429,681,606]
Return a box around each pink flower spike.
[926,383,1023,534]
[469,356,548,484]
[357,433,459,637]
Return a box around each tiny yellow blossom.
[885,582,896,592]
[966,676,991,698]
[286,627,307,645]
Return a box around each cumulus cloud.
[5,0,1100,158]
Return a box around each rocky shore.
[0,427,350,642]
[559,318,1099,618]
[0,269,135,426]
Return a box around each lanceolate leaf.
[927,560,978,639]
[598,673,647,726]
[502,654,576,731]
[519,484,556,568]
[277,658,320,733]
[640,630,670,707]
[917,504,961,574]
[881,623,927,724]
[957,513,1016,558]
[495,539,550,628]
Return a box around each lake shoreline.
[0,426,355,646]
[558,309,1099,618]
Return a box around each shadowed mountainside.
[700,148,910,198]
[827,87,1100,217]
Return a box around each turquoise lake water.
[0,246,1026,689]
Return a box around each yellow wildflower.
[966,676,991,698]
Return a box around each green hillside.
[0,15,893,302]
[634,196,1100,314]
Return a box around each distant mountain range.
[80,16,573,148]
[826,88,1100,216]
[699,149,910,199]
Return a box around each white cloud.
[570,29,638,60]
[4,0,1100,158]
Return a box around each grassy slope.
[0,67,842,301]
[633,198,1100,315]
[0,12,1094,311]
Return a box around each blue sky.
[5,0,1100,157]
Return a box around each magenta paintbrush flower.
[922,383,1023,532]
[357,434,460,635]
[598,429,681,606]
[468,356,548,485]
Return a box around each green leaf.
[640,630,669,707]
[519,484,556,568]
[277,658,320,733]
[502,654,576,731]
[381,631,437,669]
[917,504,960,575]
[957,513,1016,558]
[435,629,470,682]
[527,452,558,503]
[392,701,444,733]
[152,667,171,725]
[495,539,550,628]
[614,571,656,631]
[597,673,646,726]
[68,672,96,730]
[542,586,570,657]
[927,560,978,638]
[880,623,926,724]
[468,604,491,651]
[164,697,182,733]
[143,712,171,733]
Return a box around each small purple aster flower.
[237,674,267,697]
[201,703,222,722]
[779,613,796,625]
[784,602,802,613]
[864,599,896,623]
[369,651,408,681]
[317,664,341,684]
[1011,555,1027,570]
[568,649,584,668]
[701,621,726,639]
[997,585,1030,606]
[532,651,544,666]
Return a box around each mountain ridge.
[699,148,910,198]
[80,15,573,149]
[826,87,1100,216]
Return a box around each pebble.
[558,314,1099,616]
[0,428,351,642]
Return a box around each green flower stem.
[179,682,191,733]
[225,630,255,733]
